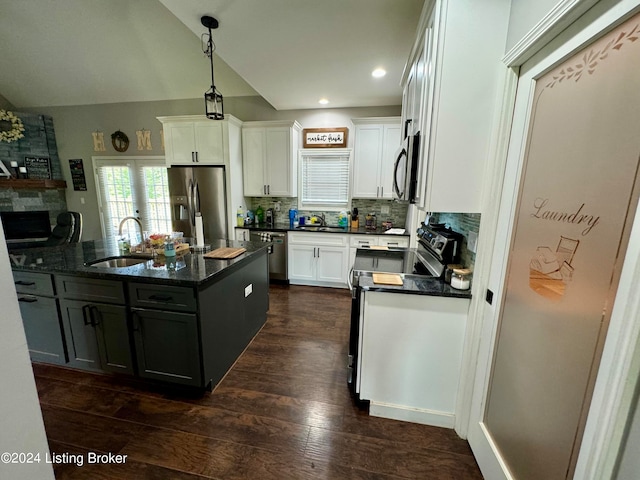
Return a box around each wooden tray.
[372,273,403,285]
[204,247,247,259]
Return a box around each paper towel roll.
[194,212,205,247]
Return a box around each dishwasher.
[250,231,288,282]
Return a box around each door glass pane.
[99,166,134,237]
[141,166,171,233]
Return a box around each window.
[299,149,352,211]
[94,156,171,242]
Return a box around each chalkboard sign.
[69,158,87,191]
[24,156,51,180]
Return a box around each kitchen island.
[10,239,270,390]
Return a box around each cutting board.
[369,245,389,250]
[372,273,403,285]
[204,247,247,259]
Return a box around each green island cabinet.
[13,249,269,390]
[13,271,66,365]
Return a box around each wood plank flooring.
[33,284,483,479]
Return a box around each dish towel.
[259,232,272,242]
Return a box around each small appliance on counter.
[265,208,275,227]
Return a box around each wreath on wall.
[0,110,25,143]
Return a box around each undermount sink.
[87,256,148,268]
[295,225,346,232]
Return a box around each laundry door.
[476,9,640,480]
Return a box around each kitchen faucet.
[118,216,143,240]
[314,213,326,226]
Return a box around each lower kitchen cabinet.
[56,275,132,374]
[358,290,470,428]
[18,294,66,365]
[59,299,133,374]
[288,232,348,287]
[13,271,66,365]
[131,308,201,387]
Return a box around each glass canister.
[451,268,472,290]
[444,264,463,284]
[365,213,377,230]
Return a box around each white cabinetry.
[158,115,246,237]
[288,232,348,287]
[359,290,470,427]
[351,118,401,199]
[242,121,302,197]
[160,118,224,165]
[403,0,510,212]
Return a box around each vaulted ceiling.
[0,0,423,110]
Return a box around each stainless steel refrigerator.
[167,165,228,242]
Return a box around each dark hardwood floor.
[33,284,483,479]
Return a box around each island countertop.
[8,239,269,286]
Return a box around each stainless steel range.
[347,223,464,402]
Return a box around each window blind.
[300,151,351,208]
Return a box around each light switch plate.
[244,284,253,297]
[468,231,478,253]
[381,205,390,214]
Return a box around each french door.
[93,156,171,243]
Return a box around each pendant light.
[201,15,224,120]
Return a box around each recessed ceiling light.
[372,68,386,78]
[318,98,329,105]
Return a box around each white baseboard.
[369,401,455,429]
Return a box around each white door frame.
[465,1,640,478]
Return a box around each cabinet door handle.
[89,305,101,326]
[267,185,270,195]
[82,304,92,326]
[196,152,199,162]
[380,186,383,197]
[15,280,36,286]
[18,296,37,303]
[131,311,141,333]
[317,248,320,258]
[377,186,380,197]
[149,294,173,302]
[191,152,195,163]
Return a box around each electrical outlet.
[274,201,281,212]
[381,205,390,214]
[468,231,478,253]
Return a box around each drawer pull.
[149,294,173,302]
[387,242,399,246]
[18,296,38,303]
[15,281,36,286]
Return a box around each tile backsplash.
[247,197,410,229]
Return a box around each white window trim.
[297,148,352,212]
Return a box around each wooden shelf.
[0,178,67,189]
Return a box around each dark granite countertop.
[357,274,472,298]
[8,239,269,287]
[236,222,409,236]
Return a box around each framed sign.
[302,127,348,148]
[24,156,51,179]
[69,158,87,191]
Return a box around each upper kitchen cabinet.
[351,117,401,200]
[242,120,302,197]
[159,115,240,166]
[405,0,510,212]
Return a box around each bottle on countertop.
[164,235,176,257]
[237,206,244,227]
[256,205,264,224]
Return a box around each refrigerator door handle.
[194,181,201,214]
[187,179,195,225]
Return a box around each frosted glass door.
[485,16,640,480]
